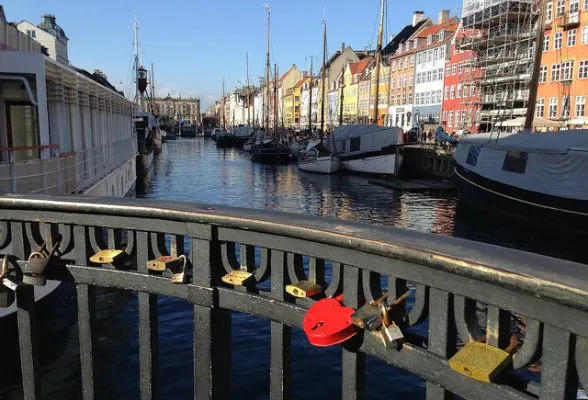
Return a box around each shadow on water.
[2,138,585,399]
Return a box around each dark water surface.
[1,138,586,399]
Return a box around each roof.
[72,67,123,95]
[294,78,306,88]
[349,57,373,75]
[414,18,459,52]
[382,18,430,56]
[279,65,298,82]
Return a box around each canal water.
[1,138,586,399]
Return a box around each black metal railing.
[0,194,587,400]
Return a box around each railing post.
[540,325,578,400]
[426,288,456,400]
[12,221,40,400]
[270,250,291,400]
[189,224,231,400]
[74,225,96,400]
[342,265,364,400]
[137,230,159,399]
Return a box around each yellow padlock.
[285,281,322,298]
[90,249,124,264]
[146,255,185,272]
[221,270,254,286]
[448,341,512,382]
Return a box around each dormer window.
[439,30,445,40]
[427,35,433,44]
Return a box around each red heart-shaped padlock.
[303,295,360,347]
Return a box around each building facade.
[151,96,200,123]
[536,0,588,127]
[389,40,419,130]
[17,15,69,64]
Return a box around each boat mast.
[308,57,313,130]
[320,18,327,139]
[523,0,548,131]
[339,65,345,126]
[274,63,278,133]
[246,50,252,126]
[222,79,225,130]
[265,4,271,131]
[372,0,385,125]
[133,18,140,105]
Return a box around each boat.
[298,140,340,174]
[215,129,235,148]
[453,0,588,229]
[233,125,255,147]
[251,137,292,164]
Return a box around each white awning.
[496,117,562,128]
[567,117,588,125]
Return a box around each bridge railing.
[0,194,586,400]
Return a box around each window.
[433,48,438,60]
[391,60,397,71]
[439,30,445,40]
[456,84,462,98]
[562,96,570,117]
[562,61,574,80]
[427,50,432,63]
[451,64,457,75]
[427,70,432,82]
[427,35,433,44]
[350,137,361,152]
[410,55,415,66]
[554,32,562,49]
[585,0,588,9]
[543,35,550,51]
[502,151,528,174]
[583,26,588,44]
[446,64,451,75]
[448,111,453,127]
[444,86,449,100]
[26,30,36,38]
[442,111,448,124]
[576,96,586,116]
[552,64,561,81]
[450,85,455,99]
[458,63,464,74]
[539,65,548,82]
[549,97,558,117]
[404,57,409,68]
[568,29,576,47]
[571,0,579,12]
[536,99,545,117]
[408,92,413,104]
[546,1,553,21]
[466,145,481,166]
[579,60,588,78]
[556,0,565,16]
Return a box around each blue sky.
[3,0,460,109]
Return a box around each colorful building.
[441,30,482,132]
[342,58,372,124]
[357,68,372,124]
[536,0,588,127]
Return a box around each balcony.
[558,11,581,29]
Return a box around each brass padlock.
[23,251,48,286]
[90,249,125,264]
[448,341,512,382]
[285,281,322,298]
[351,302,384,331]
[378,303,403,348]
[169,255,188,284]
[146,255,185,272]
[222,270,254,286]
[0,255,15,308]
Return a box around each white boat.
[298,140,340,174]
[454,131,588,228]
[327,125,404,176]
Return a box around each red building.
[441,35,482,132]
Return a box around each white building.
[17,15,69,64]
[300,79,318,129]
[413,13,457,125]
[2,8,135,196]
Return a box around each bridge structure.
[0,194,586,399]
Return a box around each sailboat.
[216,80,236,148]
[297,19,340,174]
[453,0,588,228]
[250,5,292,164]
[326,0,404,176]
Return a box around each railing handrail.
[1,193,587,311]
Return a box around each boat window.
[502,150,528,174]
[350,137,361,152]
[466,145,481,166]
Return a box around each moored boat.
[298,140,339,174]
[215,129,236,148]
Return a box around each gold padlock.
[169,255,188,284]
[285,281,322,298]
[448,341,512,382]
[221,270,254,286]
[90,249,124,264]
[146,255,185,272]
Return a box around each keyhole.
[312,321,324,330]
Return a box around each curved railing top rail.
[1,193,587,311]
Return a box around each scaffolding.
[458,0,539,131]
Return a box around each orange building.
[537,0,588,127]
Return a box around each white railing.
[0,136,137,195]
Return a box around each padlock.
[303,295,360,347]
[285,280,322,298]
[448,341,512,382]
[90,249,125,264]
[221,269,254,286]
[351,294,388,331]
[377,303,404,348]
[168,255,188,284]
[146,255,185,272]
[0,255,15,308]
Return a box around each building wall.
[17,21,68,64]
[441,43,481,132]
[389,44,417,130]
[415,39,451,124]
[342,65,358,123]
[536,0,588,127]
[152,97,200,123]
[358,78,371,123]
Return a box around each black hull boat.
[216,134,236,148]
[251,140,292,164]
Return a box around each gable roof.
[382,18,430,56]
[280,64,299,82]
[413,18,459,52]
[349,57,373,75]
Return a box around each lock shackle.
[379,303,390,327]
[0,255,9,279]
[27,251,45,262]
[177,254,187,268]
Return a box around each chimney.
[438,10,450,24]
[412,11,425,27]
[341,42,345,52]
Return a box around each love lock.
[23,239,61,286]
[374,303,404,349]
[351,294,388,332]
[303,295,360,347]
[90,249,126,268]
[285,280,322,298]
[448,341,512,382]
[146,255,188,283]
[0,255,16,307]
[221,269,254,286]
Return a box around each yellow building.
[369,62,390,125]
[342,64,357,123]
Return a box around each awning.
[496,116,562,128]
[566,117,588,125]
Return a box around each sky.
[3,0,460,109]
